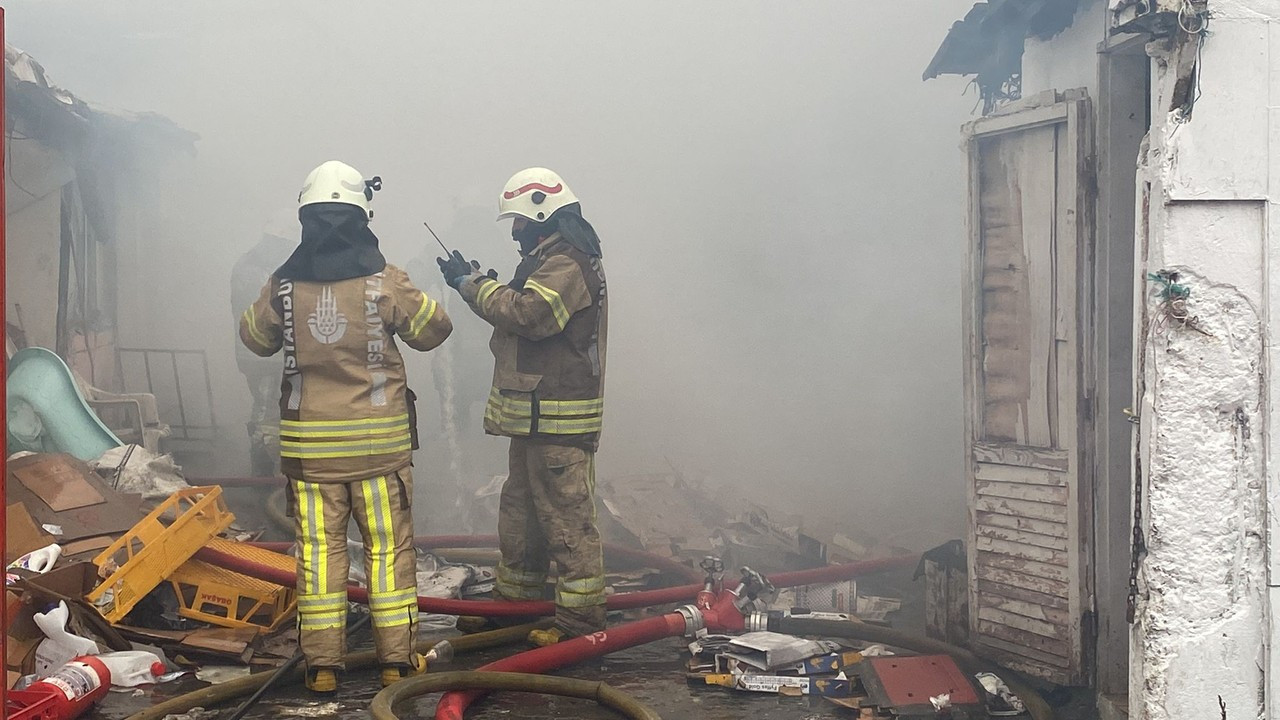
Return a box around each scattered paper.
[274,702,342,717]
[195,665,252,684]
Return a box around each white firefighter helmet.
[497,167,578,223]
[298,160,381,218]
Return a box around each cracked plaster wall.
[1131,3,1278,717]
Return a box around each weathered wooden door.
[963,92,1093,686]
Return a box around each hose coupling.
[676,605,706,636]
[744,611,772,633]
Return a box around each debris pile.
[4,414,1025,720]
[3,446,289,719]
[685,625,1027,717]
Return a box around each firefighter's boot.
[528,627,566,647]
[380,652,428,688]
[305,667,338,694]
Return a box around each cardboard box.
[721,631,842,672]
[6,502,55,564]
[722,672,854,697]
[718,650,863,676]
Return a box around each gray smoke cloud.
[8,0,977,543]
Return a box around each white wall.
[1020,0,1107,99]
[1130,3,1279,718]
[5,191,63,351]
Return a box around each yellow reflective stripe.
[406,294,438,339]
[539,398,604,415]
[281,433,412,458]
[280,415,409,438]
[496,563,546,599]
[296,481,327,597]
[282,442,413,460]
[299,610,346,630]
[560,577,606,594]
[524,279,570,329]
[280,426,408,440]
[281,433,412,449]
[368,588,417,610]
[298,592,347,611]
[495,582,544,600]
[485,391,603,418]
[537,416,604,434]
[360,477,396,595]
[370,607,414,628]
[497,564,546,588]
[281,414,410,429]
[476,279,502,310]
[243,308,270,348]
[556,586,606,608]
[557,576,606,608]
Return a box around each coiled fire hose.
[122,621,550,720]
[371,671,661,720]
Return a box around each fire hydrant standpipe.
[371,671,663,720]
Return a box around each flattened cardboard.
[115,624,259,665]
[6,502,55,563]
[12,454,105,511]
[7,455,144,541]
[60,536,114,559]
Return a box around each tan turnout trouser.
[291,468,418,669]
[495,438,606,636]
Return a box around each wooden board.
[963,94,1094,687]
[6,454,144,541]
[12,455,104,511]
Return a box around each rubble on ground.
[4,438,1030,719]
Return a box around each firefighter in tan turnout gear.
[240,160,452,692]
[439,167,607,646]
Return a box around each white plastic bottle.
[33,601,100,676]
[93,651,167,687]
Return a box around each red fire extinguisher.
[8,655,111,720]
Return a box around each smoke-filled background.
[7,1,975,544]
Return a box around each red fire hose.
[197,538,914,619]
[433,554,916,720]
[434,613,687,720]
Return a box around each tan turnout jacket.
[239,264,452,482]
[458,233,607,450]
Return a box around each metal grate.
[119,347,217,443]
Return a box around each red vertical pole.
[1,6,9,713]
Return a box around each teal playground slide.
[7,347,122,461]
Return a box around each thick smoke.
[8,0,976,543]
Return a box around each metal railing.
[119,347,217,443]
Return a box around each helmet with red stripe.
[497,167,579,223]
